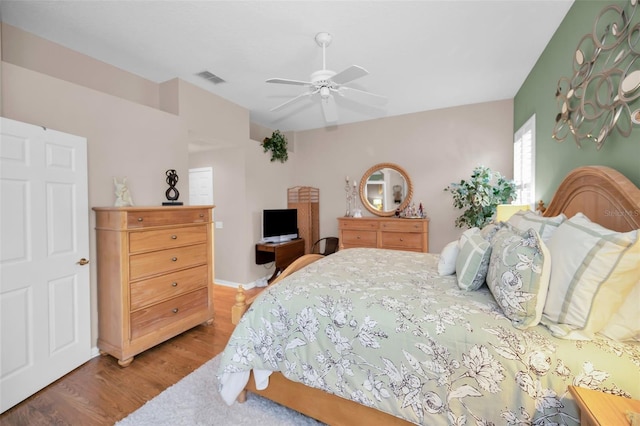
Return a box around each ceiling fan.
[266,32,387,124]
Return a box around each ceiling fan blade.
[339,86,388,106]
[266,78,311,86]
[321,95,338,123]
[331,65,369,85]
[270,91,312,111]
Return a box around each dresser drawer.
[381,232,423,250]
[339,219,379,231]
[342,230,377,247]
[129,225,207,253]
[381,220,427,233]
[130,265,208,310]
[130,288,208,340]
[129,244,207,280]
[127,209,209,228]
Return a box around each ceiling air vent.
[196,70,226,85]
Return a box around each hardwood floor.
[0,284,261,426]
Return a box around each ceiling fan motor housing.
[311,69,336,86]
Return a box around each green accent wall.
[514,0,640,203]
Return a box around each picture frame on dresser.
[92,205,215,367]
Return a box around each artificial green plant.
[444,166,517,228]
[262,130,288,163]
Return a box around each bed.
[218,165,640,425]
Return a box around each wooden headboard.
[542,166,640,232]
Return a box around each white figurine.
[114,177,134,207]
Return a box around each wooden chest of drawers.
[93,206,214,366]
[338,217,429,252]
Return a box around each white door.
[189,167,213,205]
[0,117,91,413]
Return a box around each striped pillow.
[600,280,640,341]
[507,210,566,242]
[456,228,492,291]
[542,213,640,340]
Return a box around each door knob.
[77,258,90,265]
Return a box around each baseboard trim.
[215,277,268,291]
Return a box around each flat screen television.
[262,209,298,243]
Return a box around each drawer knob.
[171,235,177,239]
[357,236,361,239]
[400,238,404,241]
[199,213,204,218]
[137,217,143,222]
[171,257,178,262]
[171,282,178,287]
[172,308,179,314]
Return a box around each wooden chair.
[311,237,339,256]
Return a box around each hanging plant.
[444,166,517,229]
[262,130,288,163]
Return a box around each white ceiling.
[1,0,574,132]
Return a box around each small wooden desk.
[569,385,640,426]
[255,239,305,283]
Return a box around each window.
[513,115,535,206]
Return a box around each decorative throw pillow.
[438,240,460,276]
[599,280,640,342]
[507,210,566,242]
[542,213,640,340]
[480,222,504,243]
[455,228,492,291]
[486,227,551,329]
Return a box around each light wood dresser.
[568,385,640,426]
[338,217,429,252]
[93,206,214,367]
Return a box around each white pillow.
[507,210,566,242]
[455,228,492,291]
[486,227,551,329]
[438,240,460,276]
[599,281,640,342]
[542,213,640,340]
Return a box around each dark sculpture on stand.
[163,169,183,206]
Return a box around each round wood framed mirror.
[359,163,413,217]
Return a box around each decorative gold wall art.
[552,0,639,150]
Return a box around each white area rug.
[116,355,323,426]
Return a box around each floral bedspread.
[218,248,640,425]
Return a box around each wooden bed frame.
[230,165,640,426]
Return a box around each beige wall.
[195,98,514,284]
[293,99,514,252]
[188,139,297,285]
[1,23,514,349]
[174,78,249,146]
[1,61,189,350]
[2,23,160,109]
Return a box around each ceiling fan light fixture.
[265,31,386,124]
